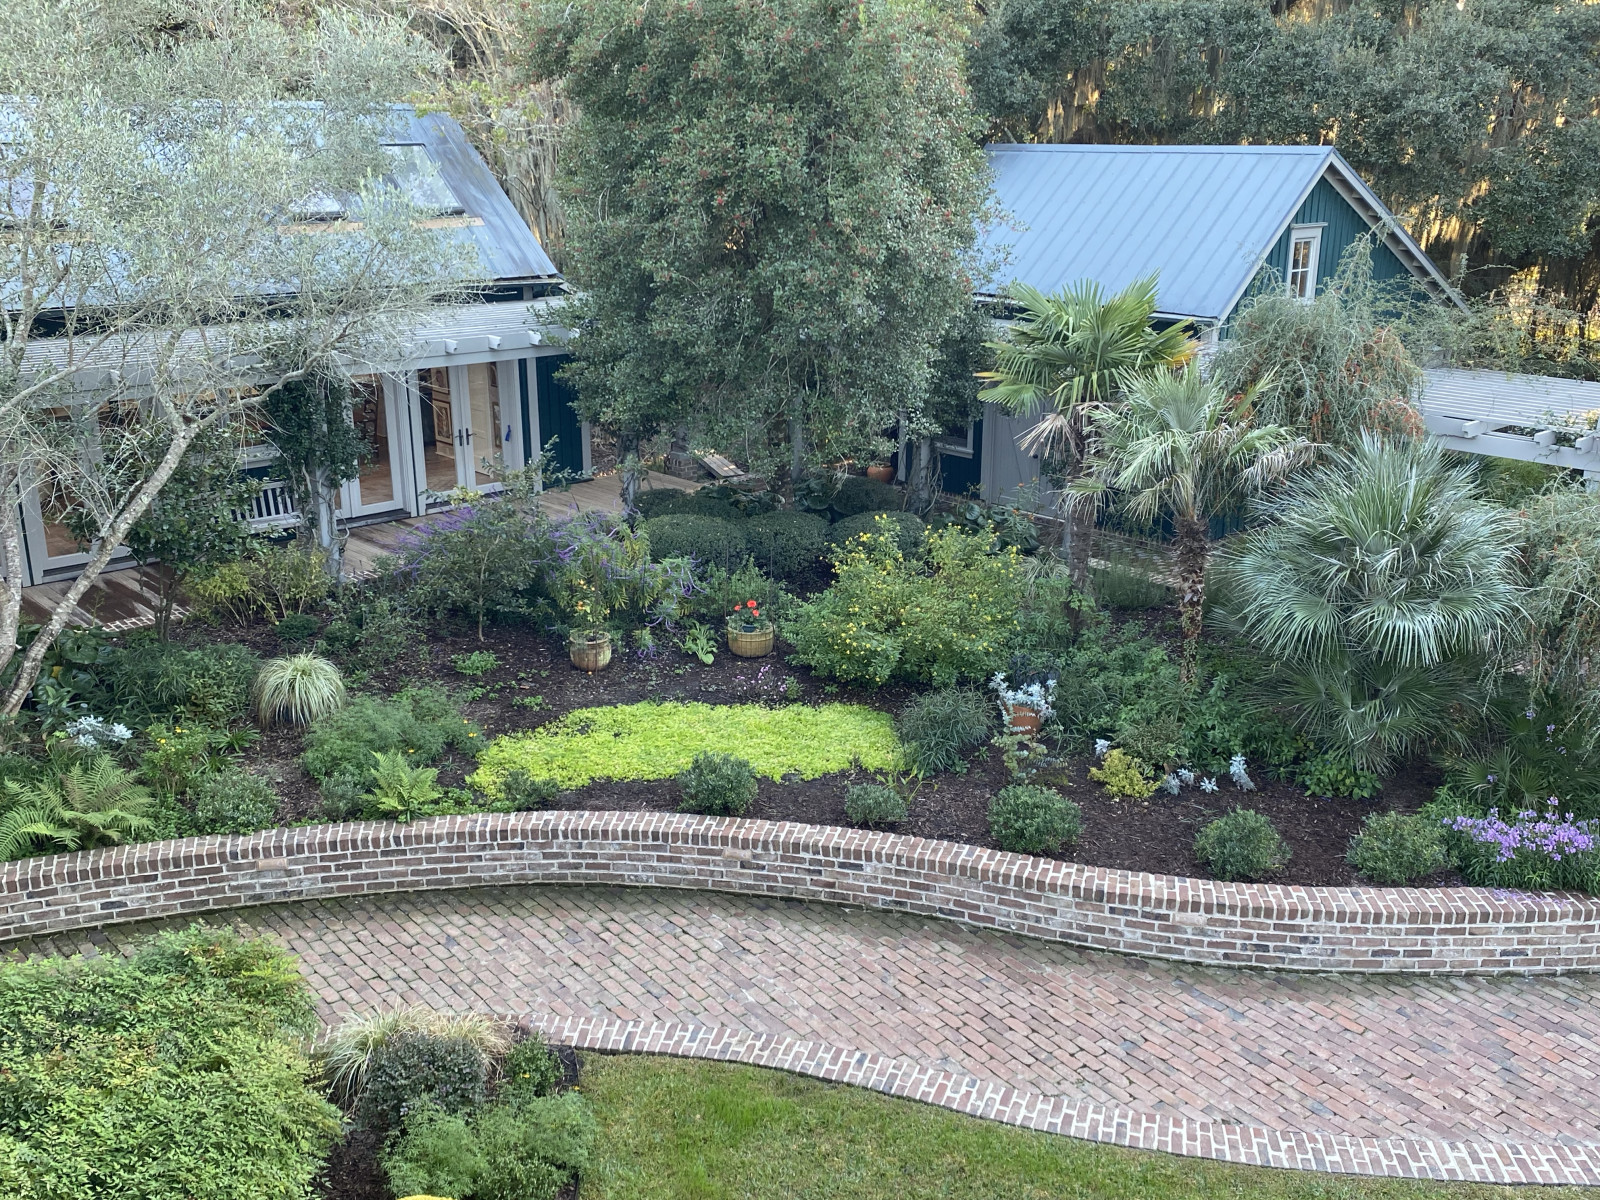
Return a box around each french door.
[415,363,509,498]
[339,373,406,517]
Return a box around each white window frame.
[935,421,976,458]
[1288,224,1324,303]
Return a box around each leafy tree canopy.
[521,0,992,476]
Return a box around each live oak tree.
[521,0,991,499]
[0,0,480,715]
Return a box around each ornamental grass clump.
[252,652,346,729]
[897,688,991,775]
[1444,801,1600,892]
[320,1006,511,1109]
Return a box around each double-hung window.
[1288,225,1323,302]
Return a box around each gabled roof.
[978,143,1458,321]
[398,108,558,285]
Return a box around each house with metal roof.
[7,106,590,590]
[940,143,1462,500]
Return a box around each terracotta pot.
[727,621,775,658]
[569,630,613,672]
[1005,703,1042,734]
[866,464,895,484]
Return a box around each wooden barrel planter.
[727,622,775,658]
[568,630,613,672]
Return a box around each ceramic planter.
[727,620,775,658]
[1005,703,1043,734]
[569,629,612,672]
[866,464,895,484]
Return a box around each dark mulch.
[184,616,1456,889]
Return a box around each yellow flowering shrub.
[468,701,899,791]
[783,518,1023,687]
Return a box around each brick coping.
[3,811,1599,973]
[531,1015,1600,1186]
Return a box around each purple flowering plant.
[1445,797,1600,892]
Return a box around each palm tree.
[1213,435,1523,773]
[978,275,1194,582]
[1072,369,1309,677]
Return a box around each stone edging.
[2,811,1597,973]
[528,1014,1600,1186]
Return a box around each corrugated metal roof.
[979,144,1335,320]
[402,109,558,284]
[1422,367,1600,429]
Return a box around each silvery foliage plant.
[989,672,1057,723]
[65,715,133,750]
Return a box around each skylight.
[381,144,465,216]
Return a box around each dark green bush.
[321,592,427,674]
[844,783,907,828]
[1346,811,1448,885]
[826,510,925,557]
[741,510,828,580]
[1300,751,1383,800]
[640,514,750,572]
[987,785,1081,855]
[300,687,479,785]
[0,925,337,1200]
[475,1093,597,1200]
[355,1031,489,1132]
[898,688,992,775]
[103,639,261,725]
[497,768,562,811]
[273,612,319,643]
[498,1032,563,1106]
[191,768,279,835]
[677,751,758,816]
[634,487,697,518]
[1194,809,1291,881]
[830,474,901,519]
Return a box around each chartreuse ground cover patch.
[469,702,898,791]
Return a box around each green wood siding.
[1256,177,1411,297]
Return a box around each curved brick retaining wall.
[3,812,1597,973]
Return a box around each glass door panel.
[348,374,401,513]
[462,362,504,488]
[416,367,460,494]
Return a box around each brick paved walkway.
[19,885,1600,1183]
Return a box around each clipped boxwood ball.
[640,514,748,572]
[826,510,926,557]
[634,488,697,518]
[830,474,901,519]
[741,511,828,580]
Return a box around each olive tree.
[0,0,480,714]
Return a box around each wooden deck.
[19,470,702,632]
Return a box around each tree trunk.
[1174,516,1209,683]
[314,466,343,579]
[0,464,25,688]
[1057,463,1094,587]
[618,430,642,515]
[3,422,199,715]
[787,415,807,488]
[908,437,937,514]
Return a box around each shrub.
[497,768,561,811]
[273,612,319,643]
[640,513,749,572]
[365,751,446,822]
[741,510,828,580]
[1088,748,1158,800]
[1346,811,1447,885]
[475,1093,597,1200]
[383,1102,485,1200]
[0,756,155,860]
[498,1032,563,1107]
[246,541,334,620]
[137,722,246,799]
[453,650,500,677]
[897,689,991,775]
[1443,693,1600,818]
[1194,809,1291,881]
[319,773,367,821]
[301,688,480,784]
[829,474,901,519]
[102,639,261,725]
[469,702,898,792]
[677,751,758,816]
[825,509,925,555]
[355,1031,490,1131]
[988,785,1081,855]
[788,522,1020,687]
[0,926,338,1200]
[549,511,695,633]
[320,1007,511,1107]
[252,653,346,729]
[634,487,697,518]
[191,768,278,836]
[321,592,428,674]
[679,557,788,626]
[844,783,907,828]
[1088,555,1173,611]
[391,500,550,639]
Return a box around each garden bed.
[224,621,1453,890]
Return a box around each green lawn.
[578,1055,1595,1200]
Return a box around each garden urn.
[569,629,613,672]
[866,463,895,484]
[1005,703,1043,734]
